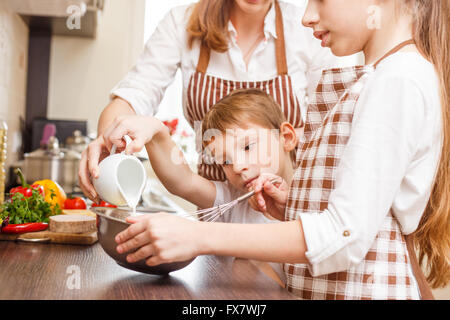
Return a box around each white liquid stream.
[125,194,140,217]
[117,158,145,217]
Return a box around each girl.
[112,0,449,300]
[79,0,344,202]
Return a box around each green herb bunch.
[0,189,61,225]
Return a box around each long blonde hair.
[186,0,233,52]
[405,0,450,289]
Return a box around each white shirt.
[213,180,286,282]
[212,180,276,225]
[300,52,443,276]
[110,1,350,123]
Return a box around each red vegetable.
[64,197,87,210]
[91,201,117,208]
[10,169,45,198]
[1,222,48,234]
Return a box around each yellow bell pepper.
[33,179,67,209]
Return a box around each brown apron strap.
[405,234,435,300]
[196,0,288,75]
[373,39,415,69]
[274,0,288,76]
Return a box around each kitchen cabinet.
[4,0,104,38]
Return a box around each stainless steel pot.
[93,207,194,275]
[23,136,81,193]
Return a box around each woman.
[78,0,342,202]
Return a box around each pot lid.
[66,130,90,146]
[25,136,81,160]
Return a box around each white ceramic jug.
[93,139,147,208]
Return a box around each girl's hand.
[247,173,289,221]
[102,115,167,155]
[115,213,203,266]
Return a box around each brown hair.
[402,0,450,289]
[186,0,233,53]
[201,89,295,161]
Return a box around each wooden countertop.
[0,241,296,300]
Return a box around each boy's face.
[205,123,293,191]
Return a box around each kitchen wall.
[47,0,146,134]
[0,5,28,170]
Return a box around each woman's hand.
[78,135,111,203]
[102,115,166,155]
[115,213,204,266]
[78,115,167,202]
[247,173,289,221]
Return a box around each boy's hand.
[247,173,289,221]
[102,115,167,155]
[115,213,203,266]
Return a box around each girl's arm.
[199,220,308,264]
[115,213,308,266]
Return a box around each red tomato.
[64,197,87,210]
[91,201,117,208]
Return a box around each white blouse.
[110,1,352,123]
[300,52,443,276]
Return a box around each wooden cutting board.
[0,210,98,245]
[0,230,97,245]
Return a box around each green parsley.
[0,189,61,224]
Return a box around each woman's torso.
[111,1,347,121]
[178,1,341,122]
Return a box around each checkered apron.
[186,1,302,181]
[284,40,428,300]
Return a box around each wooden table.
[0,241,296,300]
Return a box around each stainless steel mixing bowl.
[93,207,194,275]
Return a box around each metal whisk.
[177,178,280,222]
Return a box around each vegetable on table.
[1,222,48,234]
[10,169,45,198]
[64,197,87,210]
[33,179,67,209]
[0,189,61,231]
[91,201,117,208]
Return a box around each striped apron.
[284,40,434,299]
[186,0,302,181]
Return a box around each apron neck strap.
[274,0,288,75]
[196,0,288,75]
[373,39,415,69]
